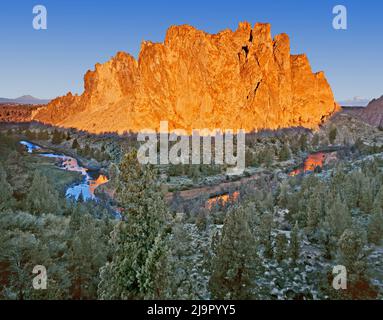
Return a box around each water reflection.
[206,191,240,209]
[20,141,109,201]
[289,152,326,176]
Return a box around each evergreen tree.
[277,181,289,208]
[368,205,383,245]
[25,171,60,215]
[329,126,337,145]
[326,194,352,238]
[312,133,320,147]
[335,229,377,299]
[71,138,80,150]
[51,129,63,145]
[37,130,49,140]
[299,134,308,151]
[259,212,274,259]
[0,164,13,210]
[139,233,170,299]
[84,144,91,157]
[275,233,288,263]
[66,205,109,299]
[278,144,291,161]
[306,193,322,234]
[209,205,259,300]
[98,150,170,300]
[289,222,300,264]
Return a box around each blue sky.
[0,0,382,102]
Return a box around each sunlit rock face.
[33,22,340,134]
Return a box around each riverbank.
[19,140,109,201]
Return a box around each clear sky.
[0,0,382,102]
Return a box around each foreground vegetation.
[1,115,383,300]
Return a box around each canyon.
[32,22,340,133]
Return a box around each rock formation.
[33,22,340,133]
[0,104,42,123]
[356,96,383,128]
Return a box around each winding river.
[20,141,109,201]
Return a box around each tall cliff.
[33,22,340,133]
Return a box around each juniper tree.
[98,150,171,300]
[209,205,259,300]
[25,171,60,215]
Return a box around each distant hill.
[338,97,370,107]
[357,96,383,128]
[0,95,51,105]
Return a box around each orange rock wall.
[33,22,340,134]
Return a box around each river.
[20,141,109,201]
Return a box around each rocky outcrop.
[33,22,340,133]
[0,104,42,123]
[357,96,383,128]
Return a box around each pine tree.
[25,171,60,215]
[209,205,259,300]
[98,150,170,300]
[289,222,300,264]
